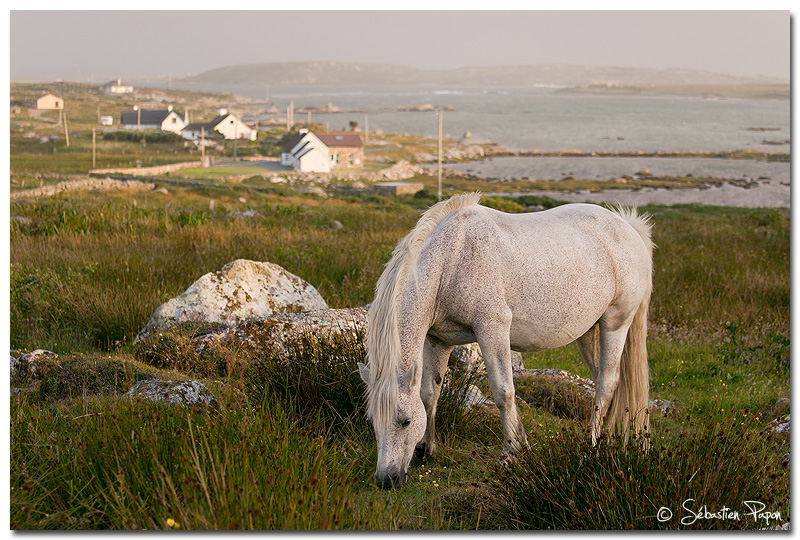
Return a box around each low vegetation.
[10,182,789,530]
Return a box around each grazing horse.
[358,193,654,489]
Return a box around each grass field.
[9,182,790,530]
[9,81,790,530]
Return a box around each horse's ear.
[399,361,417,388]
[357,362,371,385]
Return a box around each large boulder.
[135,260,328,342]
[194,305,369,358]
[194,304,522,376]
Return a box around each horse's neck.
[396,265,439,375]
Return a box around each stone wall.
[89,159,208,177]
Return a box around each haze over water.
[161,83,790,154]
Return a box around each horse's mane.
[365,192,481,433]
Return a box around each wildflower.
[166,518,180,529]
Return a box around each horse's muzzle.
[375,471,407,490]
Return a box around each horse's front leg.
[475,309,529,454]
[414,336,453,463]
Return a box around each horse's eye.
[399,418,411,428]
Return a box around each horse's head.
[358,361,426,490]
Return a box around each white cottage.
[36,93,63,110]
[181,109,257,141]
[120,106,186,134]
[281,130,331,173]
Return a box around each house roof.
[282,132,307,153]
[183,122,211,131]
[121,109,175,125]
[206,114,229,128]
[317,132,363,148]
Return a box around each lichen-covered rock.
[766,414,790,434]
[450,342,524,376]
[461,384,494,409]
[512,368,675,418]
[127,379,217,408]
[135,259,328,342]
[195,305,369,358]
[12,349,60,382]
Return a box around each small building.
[281,130,332,173]
[100,78,134,94]
[120,106,186,133]
[180,109,257,141]
[100,116,114,126]
[36,93,63,110]
[281,130,364,173]
[316,132,364,168]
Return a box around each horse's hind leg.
[576,322,601,381]
[475,308,529,454]
[415,336,453,462]
[590,308,636,445]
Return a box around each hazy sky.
[8,10,792,82]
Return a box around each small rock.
[127,379,217,408]
[460,384,494,409]
[225,209,261,221]
[154,187,169,194]
[10,216,33,226]
[766,414,790,434]
[238,197,247,203]
[331,220,345,230]
[450,342,523,375]
[13,349,59,381]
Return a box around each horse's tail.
[364,193,482,432]
[607,207,654,445]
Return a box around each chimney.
[168,104,173,112]
[219,108,227,116]
[185,110,190,124]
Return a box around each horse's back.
[426,203,651,351]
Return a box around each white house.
[280,130,365,172]
[120,106,186,133]
[100,79,134,94]
[36,93,63,110]
[180,109,257,141]
[281,130,332,173]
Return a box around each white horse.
[358,193,654,489]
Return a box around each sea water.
[161,83,789,154]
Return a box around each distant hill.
[179,61,788,87]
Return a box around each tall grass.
[478,410,789,530]
[10,393,398,530]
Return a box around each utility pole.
[307,110,311,127]
[365,114,369,141]
[233,118,238,162]
[201,127,206,159]
[168,73,172,90]
[437,109,443,201]
[64,113,70,148]
[265,84,269,102]
[92,128,96,168]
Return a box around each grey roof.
[120,109,174,125]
